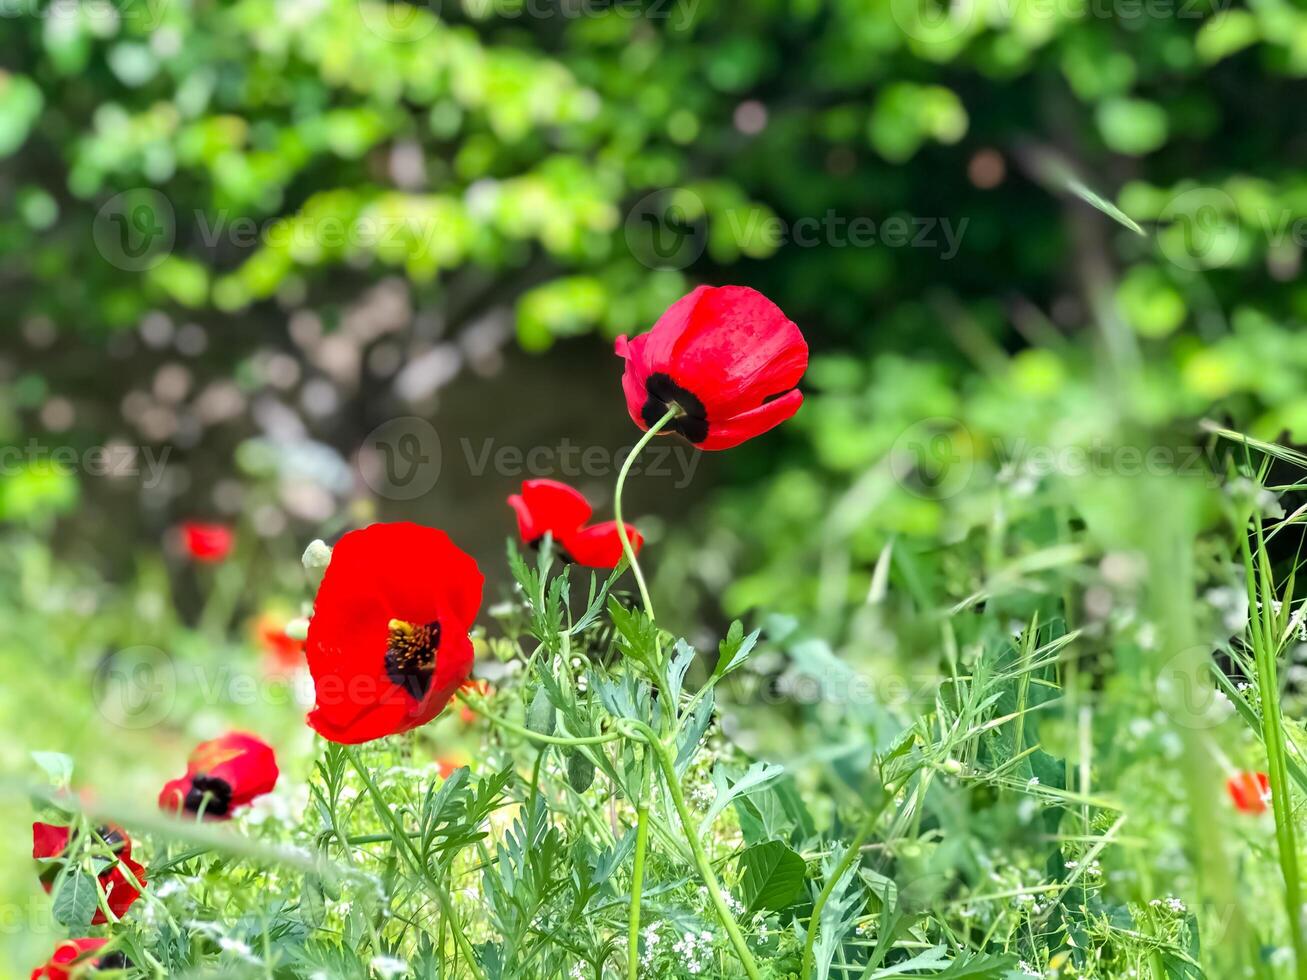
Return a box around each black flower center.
[184,774,233,817]
[528,535,576,565]
[385,618,442,701]
[95,826,126,852]
[99,951,132,969]
[642,373,708,444]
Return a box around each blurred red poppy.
[458,678,492,724]
[30,938,128,979]
[507,479,642,569]
[179,522,234,562]
[305,523,484,744]
[437,756,466,778]
[255,612,304,673]
[159,732,279,819]
[1227,771,1270,814]
[615,285,808,451]
[32,823,145,923]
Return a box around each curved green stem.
[462,695,624,747]
[799,792,894,979]
[615,407,679,619]
[620,720,762,980]
[344,746,485,980]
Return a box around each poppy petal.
[509,479,593,543]
[631,284,712,373]
[93,854,146,923]
[562,521,643,569]
[31,938,110,980]
[696,388,805,451]
[665,286,808,416]
[32,823,70,860]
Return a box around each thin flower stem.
[619,720,762,980]
[627,787,651,980]
[344,746,486,980]
[614,407,679,620]
[462,696,625,747]
[799,791,894,979]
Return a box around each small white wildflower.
[218,937,253,959]
[370,955,408,979]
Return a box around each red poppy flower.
[159,731,279,819]
[32,823,145,924]
[305,522,484,744]
[507,479,643,570]
[179,522,234,562]
[1227,771,1271,814]
[255,612,304,673]
[615,285,808,451]
[30,938,128,979]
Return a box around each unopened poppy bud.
[302,539,332,571]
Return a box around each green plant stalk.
[627,787,651,980]
[799,790,894,979]
[462,695,624,747]
[1244,523,1307,979]
[613,407,679,978]
[344,746,486,980]
[613,407,679,619]
[620,719,762,980]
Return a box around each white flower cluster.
[671,930,716,974]
[640,922,662,970]
[370,956,408,979]
[1149,896,1187,914]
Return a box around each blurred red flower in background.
[179,521,234,562]
[30,938,127,979]
[305,523,483,743]
[159,732,279,819]
[255,612,304,673]
[459,678,492,724]
[615,285,807,451]
[32,823,145,923]
[1227,771,1270,814]
[508,479,642,569]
